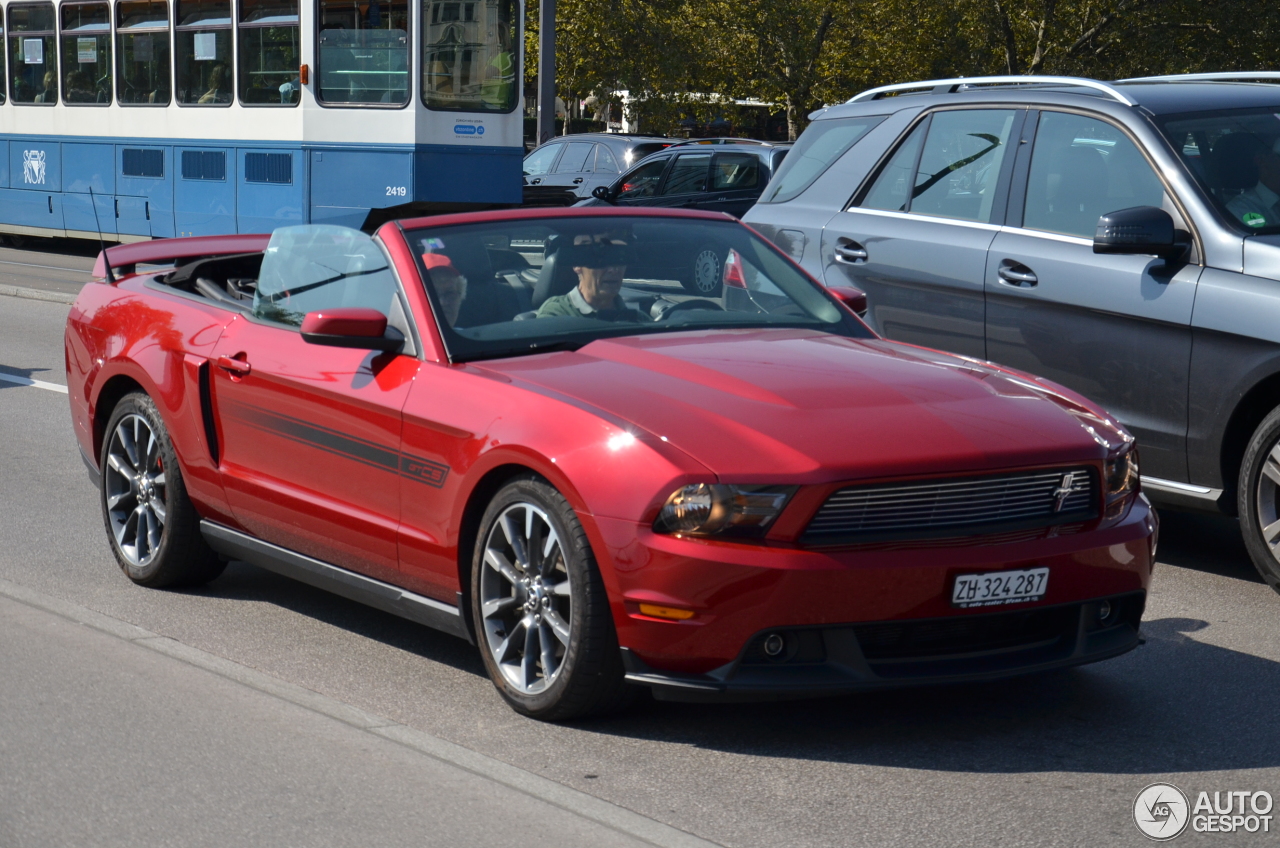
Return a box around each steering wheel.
[653,298,725,321]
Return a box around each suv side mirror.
[1093,206,1185,259]
[592,185,616,204]
[301,308,403,352]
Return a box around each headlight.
[653,483,797,538]
[1104,446,1139,506]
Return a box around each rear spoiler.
[92,233,273,283]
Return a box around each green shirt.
[536,287,648,322]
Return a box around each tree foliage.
[526,0,1280,139]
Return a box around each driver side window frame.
[1007,108,1201,263]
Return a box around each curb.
[0,283,78,304]
[0,576,723,848]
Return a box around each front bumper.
[620,591,1144,702]
[594,495,1156,685]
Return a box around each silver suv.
[744,73,1280,589]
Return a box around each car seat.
[531,235,580,308]
[1044,145,1109,235]
[1210,133,1263,201]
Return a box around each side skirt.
[200,520,473,644]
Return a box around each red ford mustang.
[65,208,1155,720]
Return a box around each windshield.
[405,215,869,362]
[1157,107,1280,235]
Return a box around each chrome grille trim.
[802,467,1097,545]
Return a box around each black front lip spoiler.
[621,592,1145,703]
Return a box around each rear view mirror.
[828,285,868,317]
[301,308,402,352]
[592,185,616,204]
[1093,206,1184,259]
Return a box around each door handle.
[997,259,1038,287]
[216,354,252,376]
[572,178,584,184]
[834,239,868,264]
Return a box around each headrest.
[559,241,635,268]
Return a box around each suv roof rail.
[1117,71,1280,84]
[848,75,1137,107]
[666,137,775,148]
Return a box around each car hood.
[474,329,1127,482]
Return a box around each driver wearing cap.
[536,233,648,321]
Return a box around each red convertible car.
[65,208,1155,720]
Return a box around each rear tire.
[471,475,633,720]
[100,392,225,588]
[1237,406,1280,593]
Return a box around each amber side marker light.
[638,603,695,621]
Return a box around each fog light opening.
[1097,600,1114,624]
[763,633,786,657]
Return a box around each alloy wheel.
[1256,439,1280,567]
[104,413,167,567]
[478,502,573,695]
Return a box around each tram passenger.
[64,70,94,103]
[198,64,230,103]
[34,71,58,103]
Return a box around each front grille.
[854,606,1076,661]
[802,467,1097,545]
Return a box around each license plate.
[951,567,1049,608]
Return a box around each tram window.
[117,0,171,105]
[0,18,7,104]
[175,0,231,105]
[316,0,408,106]
[238,0,300,106]
[60,2,111,104]
[422,0,516,113]
[8,3,57,105]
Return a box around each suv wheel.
[100,392,226,587]
[682,244,724,296]
[1238,407,1280,592]
[471,476,633,720]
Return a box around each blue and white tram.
[0,0,522,241]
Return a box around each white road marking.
[0,372,68,394]
[0,258,92,273]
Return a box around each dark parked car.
[744,72,1280,590]
[522,133,673,207]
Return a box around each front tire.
[100,392,225,588]
[471,476,632,720]
[1238,406,1280,592]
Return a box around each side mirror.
[1093,206,1184,259]
[828,285,868,317]
[592,185,616,204]
[301,308,402,352]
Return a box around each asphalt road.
[4,245,1280,846]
